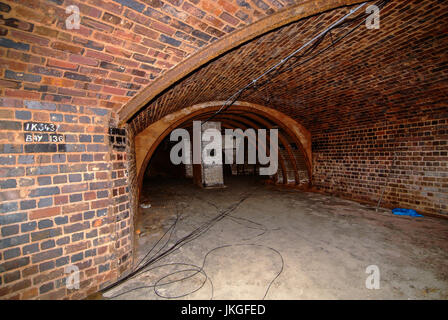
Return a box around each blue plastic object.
[392,208,423,217]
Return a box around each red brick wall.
[0,97,132,299]
[313,116,448,216]
[0,0,447,301]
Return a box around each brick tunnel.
[0,0,447,300]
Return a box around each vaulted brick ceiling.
[1,0,446,136]
[0,0,307,109]
[129,0,448,135]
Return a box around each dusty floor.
[103,176,448,300]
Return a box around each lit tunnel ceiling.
[128,0,447,135]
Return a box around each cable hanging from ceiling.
[202,0,390,126]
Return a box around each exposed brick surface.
[0,98,130,299]
[0,0,294,111]
[313,118,448,215]
[129,0,447,217]
[0,0,446,301]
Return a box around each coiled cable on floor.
[102,187,284,300]
[101,190,258,295]
[105,244,284,300]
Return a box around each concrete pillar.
[194,121,225,188]
[185,147,193,178]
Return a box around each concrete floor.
[103,176,448,300]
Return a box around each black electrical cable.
[103,188,284,300]
[202,0,390,124]
[103,262,210,300]
[193,193,270,241]
[134,198,191,271]
[100,190,255,294]
[105,244,284,300]
[247,13,367,93]
[242,0,390,102]
[200,2,365,124]
[102,0,390,298]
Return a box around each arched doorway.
[134,101,312,197]
[128,101,312,277]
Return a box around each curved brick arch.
[0,0,446,301]
[134,101,312,194]
[184,115,291,184]
[118,0,364,124]
[191,113,304,185]
[181,121,286,184]
[193,119,289,184]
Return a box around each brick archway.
[118,0,366,124]
[134,101,312,196]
